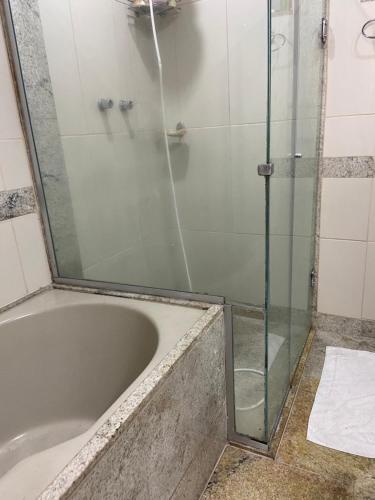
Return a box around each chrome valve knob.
[119,100,134,111]
[97,98,114,111]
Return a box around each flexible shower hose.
[148,0,192,292]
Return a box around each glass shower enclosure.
[4,0,325,447]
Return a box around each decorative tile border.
[362,319,375,339]
[322,156,375,178]
[0,186,36,221]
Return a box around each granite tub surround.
[37,300,225,500]
[0,186,35,220]
[322,157,375,178]
[53,283,219,311]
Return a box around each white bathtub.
[0,289,208,499]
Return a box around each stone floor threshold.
[202,327,375,499]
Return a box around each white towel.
[307,346,375,458]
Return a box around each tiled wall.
[317,0,375,321]
[36,0,188,291]
[0,22,51,309]
[36,0,279,304]
[7,0,318,312]
[163,0,297,306]
[9,0,315,309]
[324,0,375,157]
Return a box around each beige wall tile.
[318,239,367,318]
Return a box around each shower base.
[232,305,315,451]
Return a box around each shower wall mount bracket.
[127,0,181,18]
[321,17,328,46]
[167,121,187,138]
[257,163,274,177]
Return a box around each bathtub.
[0,289,221,499]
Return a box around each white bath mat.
[307,346,375,458]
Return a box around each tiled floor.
[202,327,375,499]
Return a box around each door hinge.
[321,17,328,46]
[257,163,274,177]
[310,268,317,288]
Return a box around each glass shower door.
[290,0,325,374]
[265,0,325,439]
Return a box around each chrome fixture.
[127,0,181,17]
[294,153,303,158]
[119,99,134,111]
[362,19,375,39]
[97,98,114,111]
[167,122,187,138]
[257,163,274,177]
[321,17,328,45]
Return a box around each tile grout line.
[325,111,375,119]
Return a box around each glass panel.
[227,0,269,442]
[266,0,324,439]
[233,305,266,442]
[265,0,296,440]
[10,0,269,441]
[290,0,325,373]
[9,0,268,306]
[9,0,177,288]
